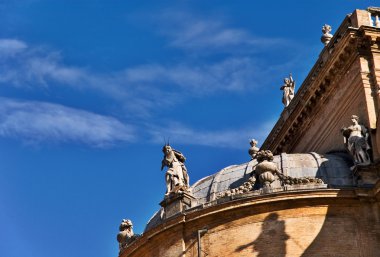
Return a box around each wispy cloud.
[0,35,286,148]
[168,20,252,49]
[0,39,27,56]
[0,98,136,147]
[0,39,281,116]
[148,120,275,149]
[156,11,290,52]
[0,46,94,89]
[124,57,261,94]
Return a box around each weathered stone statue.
[117,219,138,251]
[341,115,371,165]
[321,24,333,46]
[217,148,325,199]
[161,144,190,196]
[280,73,295,107]
[248,139,259,159]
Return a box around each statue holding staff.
[161,144,190,195]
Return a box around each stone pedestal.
[353,164,380,187]
[262,185,273,194]
[160,192,195,220]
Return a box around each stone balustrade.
[368,7,380,28]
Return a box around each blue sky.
[0,1,377,257]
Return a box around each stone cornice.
[120,187,375,257]
[368,7,380,14]
[360,26,380,49]
[262,19,380,154]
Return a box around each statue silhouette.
[236,213,289,257]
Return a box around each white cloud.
[156,12,290,52]
[124,57,261,94]
[148,121,275,149]
[0,98,136,146]
[0,39,276,114]
[26,55,85,84]
[169,20,251,49]
[0,39,27,56]
[0,38,288,148]
[0,39,261,94]
[0,37,299,119]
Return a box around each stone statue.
[280,73,295,107]
[248,139,259,159]
[321,24,333,46]
[161,144,190,195]
[217,148,325,199]
[341,115,371,165]
[117,219,138,251]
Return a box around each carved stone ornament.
[321,24,333,46]
[248,139,259,159]
[255,150,277,187]
[161,144,190,197]
[217,150,324,198]
[280,73,295,107]
[117,219,139,251]
[341,115,371,166]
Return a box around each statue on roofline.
[280,73,295,107]
[117,219,139,251]
[321,24,333,46]
[161,144,189,196]
[248,139,259,159]
[341,115,371,166]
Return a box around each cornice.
[262,22,380,154]
[120,187,375,256]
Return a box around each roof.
[145,152,354,232]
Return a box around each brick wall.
[121,190,380,257]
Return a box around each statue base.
[160,191,195,220]
[352,163,380,186]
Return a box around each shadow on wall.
[300,192,380,257]
[235,213,289,257]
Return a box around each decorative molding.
[261,24,380,155]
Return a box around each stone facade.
[120,189,380,257]
[261,9,380,161]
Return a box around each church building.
[117,7,380,257]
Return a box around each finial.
[248,139,259,159]
[321,24,333,46]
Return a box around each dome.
[191,152,354,205]
[145,152,353,232]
